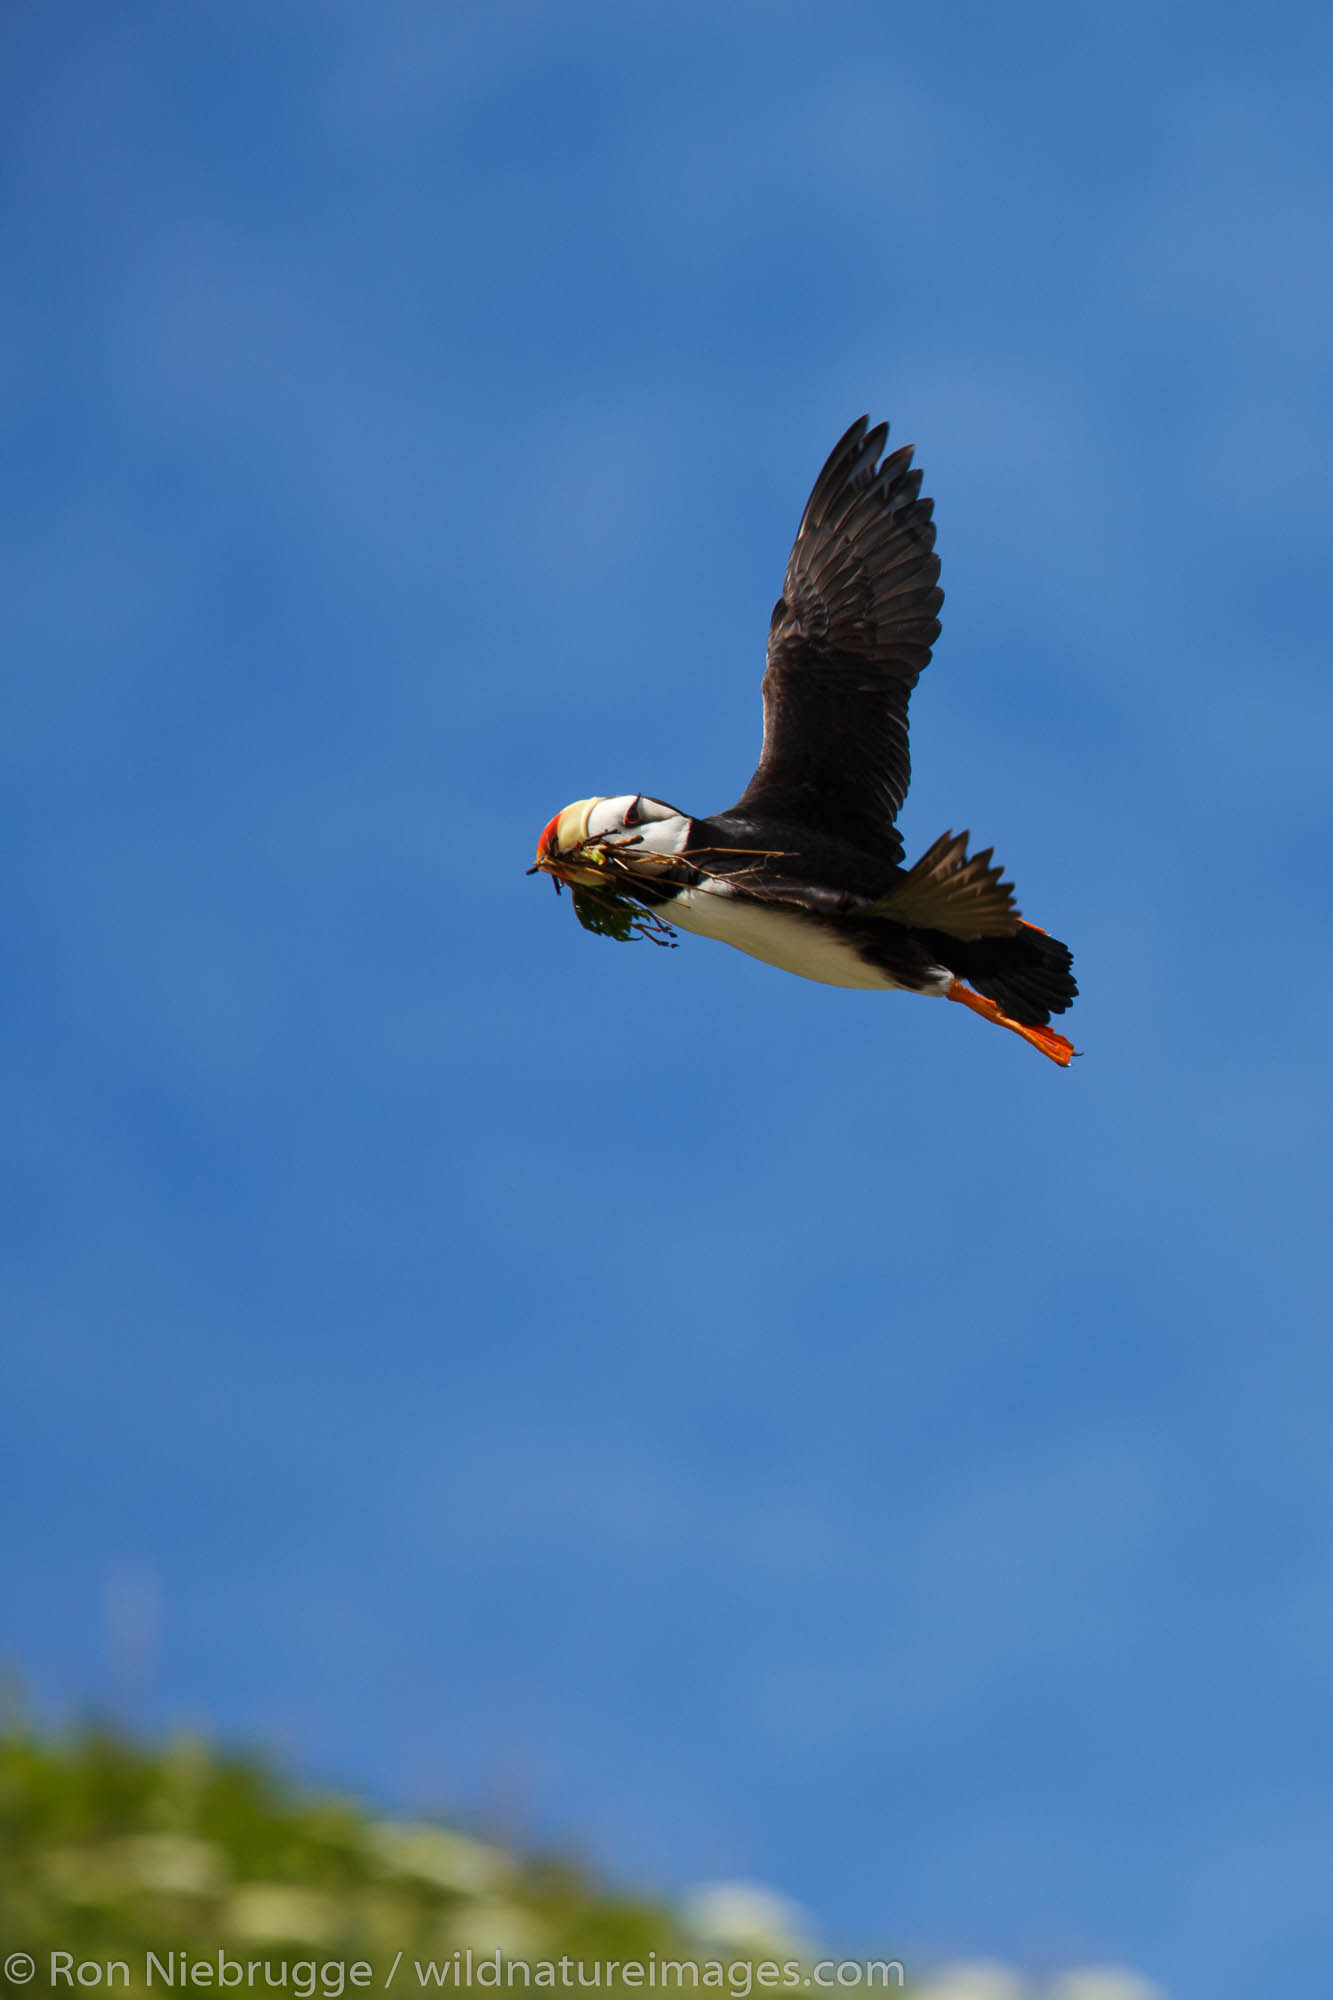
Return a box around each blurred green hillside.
[1,1720,688,1968]
[0,1716,832,1990]
[0,1718,1158,2000]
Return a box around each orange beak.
[535,812,563,870]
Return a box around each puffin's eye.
[624,796,644,827]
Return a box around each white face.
[583,794,691,857]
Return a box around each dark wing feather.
[730,416,943,866]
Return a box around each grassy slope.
[0,1721,791,1979]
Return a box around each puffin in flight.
[531,416,1077,1065]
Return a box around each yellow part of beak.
[553,798,598,853]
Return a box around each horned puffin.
[532,416,1077,1065]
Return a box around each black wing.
[730,416,943,866]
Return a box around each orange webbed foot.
[946,979,1076,1067]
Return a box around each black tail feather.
[924,922,1077,1027]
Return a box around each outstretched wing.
[730,416,943,865]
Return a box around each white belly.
[664,882,910,991]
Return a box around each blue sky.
[3,4,1332,1995]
